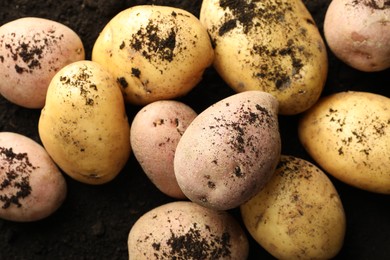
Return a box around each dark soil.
[1,0,389,259]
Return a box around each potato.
[240,155,346,259]
[299,91,390,194]
[131,100,197,198]
[0,132,67,222]
[199,0,327,115]
[38,60,130,185]
[174,91,281,210]
[92,5,214,105]
[128,201,249,259]
[324,0,390,72]
[0,17,85,108]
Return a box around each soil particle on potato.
[0,147,33,209]
[164,223,232,259]
[0,31,64,74]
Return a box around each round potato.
[0,17,85,108]
[131,100,197,198]
[174,91,281,210]
[200,0,328,115]
[92,5,214,105]
[324,0,390,72]
[241,155,346,259]
[38,60,131,185]
[299,91,390,194]
[128,201,249,259]
[0,132,67,222]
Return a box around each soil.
[0,0,389,259]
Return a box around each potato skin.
[174,91,281,210]
[0,17,85,108]
[38,60,131,185]
[298,91,390,194]
[0,132,67,222]
[241,155,346,260]
[128,201,249,259]
[324,0,390,72]
[130,100,197,198]
[92,5,214,105]
[200,0,327,115]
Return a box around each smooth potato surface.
[39,60,130,185]
[131,100,197,198]
[324,0,390,72]
[299,91,390,194]
[241,155,346,260]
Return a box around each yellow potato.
[92,5,214,105]
[38,60,131,185]
[128,201,249,259]
[200,0,328,115]
[241,155,346,260]
[298,91,390,194]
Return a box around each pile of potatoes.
[0,0,389,259]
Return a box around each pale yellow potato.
[0,17,85,108]
[241,155,346,260]
[299,91,390,194]
[130,100,197,198]
[200,0,328,115]
[128,201,249,259]
[324,0,390,72]
[0,132,67,222]
[92,5,214,105]
[38,60,130,185]
[174,91,281,210]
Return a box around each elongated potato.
[174,91,281,210]
[39,60,131,185]
[200,0,328,115]
[241,155,346,260]
[299,91,390,194]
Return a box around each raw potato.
[174,91,281,210]
[92,5,214,105]
[128,201,249,259]
[299,91,390,194]
[0,132,67,222]
[39,60,131,185]
[0,17,85,108]
[131,100,197,198]
[200,0,327,115]
[324,0,390,72]
[241,155,346,260]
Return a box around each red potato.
[324,0,390,72]
[0,17,85,108]
[131,100,197,198]
[174,91,281,210]
[0,132,67,222]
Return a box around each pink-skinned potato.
[0,132,67,222]
[324,0,390,72]
[131,100,197,198]
[0,17,85,108]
